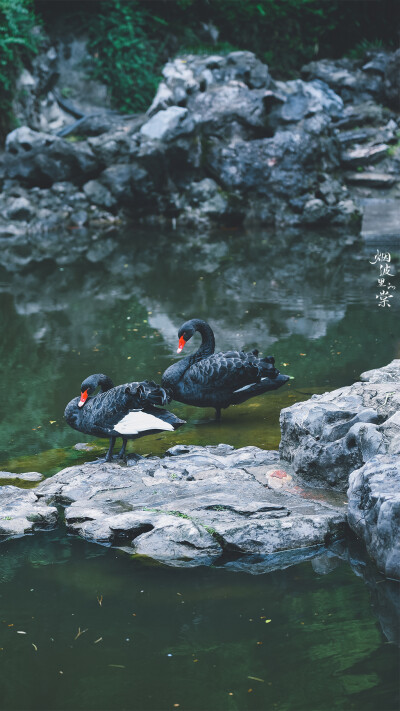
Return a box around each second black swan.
[161,318,289,419]
[64,373,185,461]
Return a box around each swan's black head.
[78,373,114,408]
[177,319,198,353]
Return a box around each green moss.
[386,141,400,157]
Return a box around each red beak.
[177,336,186,354]
[78,390,88,408]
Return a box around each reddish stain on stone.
[270,470,287,479]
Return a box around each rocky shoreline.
[0,41,399,261]
[1,361,399,581]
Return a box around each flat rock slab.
[0,486,58,538]
[0,471,44,483]
[341,143,388,167]
[345,172,396,188]
[361,198,400,240]
[36,445,346,568]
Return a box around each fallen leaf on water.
[94,637,102,644]
[17,631,27,635]
[265,619,271,624]
[248,676,264,682]
[97,595,103,606]
[32,643,37,651]
[49,421,56,424]
[299,353,307,356]
[108,664,125,669]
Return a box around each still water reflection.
[0,532,398,711]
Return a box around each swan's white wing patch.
[233,382,256,393]
[234,377,271,393]
[114,410,174,435]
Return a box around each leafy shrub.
[86,0,165,113]
[0,0,39,136]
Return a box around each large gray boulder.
[36,444,345,568]
[280,359,400,490]
[5,126,99,186]
[347,455,400,580]
[147,51,271,116]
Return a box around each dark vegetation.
[1,0,399,134]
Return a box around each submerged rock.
[36,445,345,568]
[0,471,44,482]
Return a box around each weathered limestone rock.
[5,126,99,186]
[140,107,193,142]
[0,486,57,538]
[280,359,400,490]
[36,445,345,568]
[348,456,400,579]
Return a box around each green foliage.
[86,0,163,113]
[0,0,39,135]
[347,38,385,60]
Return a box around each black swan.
[64,373,185,461]
[161,318,289,419]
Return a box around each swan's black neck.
[189,319,215,363]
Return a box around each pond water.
[0,226,399,710]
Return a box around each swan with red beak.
[65,373,185,462]
[162,318,290,420]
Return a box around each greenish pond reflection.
[0,532,398,711]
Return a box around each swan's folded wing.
[184,353,265,392]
